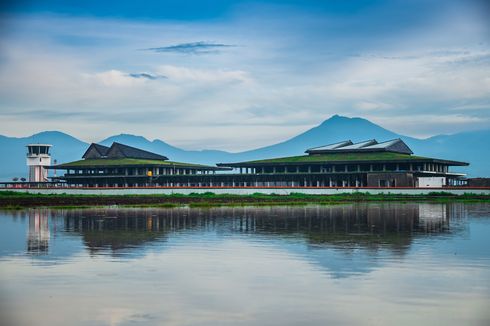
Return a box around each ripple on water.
[0,203,489,326]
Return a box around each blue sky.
[0,0,489,150]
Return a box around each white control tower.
[26,144,52,182]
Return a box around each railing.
[0,183,486,190]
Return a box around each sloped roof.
[82,143,110,159]
[362,139,413,154]
[335,139,378,150]
[306,138,413,155]
[306,140,353,153]
[106,142,168,160]
[218,152,469,167]
[54,158,227,170]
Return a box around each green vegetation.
[57,158,216,168]
[236,151,462,164]
[2,204,23,210]
[188,201,311,208]
[122,203,180,208]
[0,190,489,209]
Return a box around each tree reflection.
[57,203,466,256]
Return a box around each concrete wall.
[367,173,414,187]
[417,177,446,188]
[1,187,489,196]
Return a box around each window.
[372,164,383,171]
[347,165,358,172]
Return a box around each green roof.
[219,152,468,166]
[54,158,221,169]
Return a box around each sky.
[0,0,489,151]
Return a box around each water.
[1,203,490,326]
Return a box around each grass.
[57,158,217,168]
[1,190,489,209]
[233,152,466,165]
[122,203,180,208]
[188,201,311,208]
[2,204,23,210]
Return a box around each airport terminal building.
[51,139,468,188]
[50,142,228,187]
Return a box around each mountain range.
[1,115,488,179]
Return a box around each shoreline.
[1,191,489,209]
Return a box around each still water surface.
[1,203,490,326]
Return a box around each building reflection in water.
[59,203,467,256]
[27,209,50,254]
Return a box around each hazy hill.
[1,115,488,180]
[0,131,88,180]
[233,115,420,160]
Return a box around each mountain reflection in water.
[0,203,489,326]
[19,203,465,258]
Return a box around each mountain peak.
[319,115,371,128]
[100,133,150,144]
[30,130,75,138]
[28,130,86,144]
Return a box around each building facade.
[26,144,52,182]
[52,139,468,188]
[51,142,229,187]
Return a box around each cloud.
[143,41,235,54]
[128,73,167,80]
[155,65,250,84]
[355,101,393,111]
[0,4,489,150]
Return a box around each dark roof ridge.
[371,138,401,144]
[107,142,169,160]
[306,140,353,152]
[82,143,110,159]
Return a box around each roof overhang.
[218,158,469,168]
[48,163,231,171]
